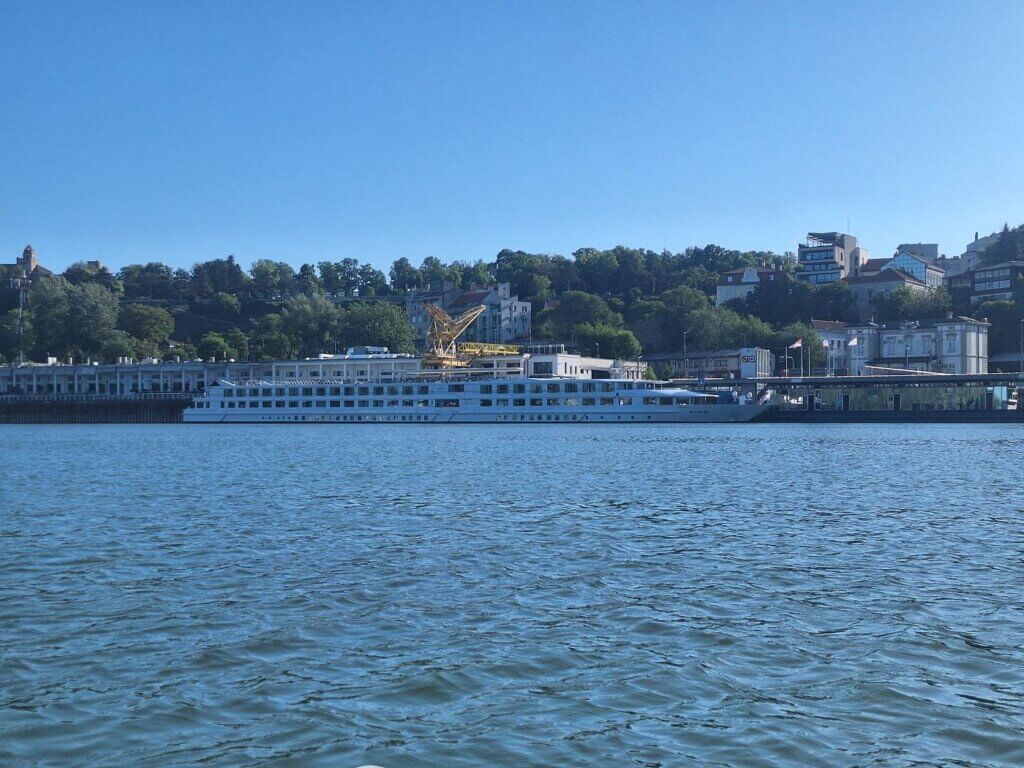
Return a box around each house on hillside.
[714,265,787,306]
[844,269,926,320]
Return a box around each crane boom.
[424,303,486,366]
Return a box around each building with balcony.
[405,281,531,343]
[796,232,869,284]
[947,261,1024,306]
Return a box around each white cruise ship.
[183,376,768,424]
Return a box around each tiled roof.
[845,268,924,286]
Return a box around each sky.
[1,0,1023,274]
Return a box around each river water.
[1,423,1023,767]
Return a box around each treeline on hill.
[1,223,1023,366]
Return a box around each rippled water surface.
[2,424,1024,767]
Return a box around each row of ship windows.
[206,413,660,423]
[223,381,647,398]
[202,397,640,409]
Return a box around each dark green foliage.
[118,304,174,345]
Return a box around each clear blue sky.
[2,0,1022,274]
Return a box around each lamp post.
[682,330,688,379]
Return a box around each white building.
[523,344,646,380]
[844,317,988,375]
[715,265,787,306]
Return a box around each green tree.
[974,300,1021,356]
[250,260,295,298]
[389,257,422,293]
[296,263,323,296]
[28,277,72,357]
[420,256,448,286]
[340,302,416,352]
[574,323,642,359]
[118,263,175,299]
[66,283,120,357]
[197,332,234,361]
[543,291,622,338]
[222,327,250,360]
[210,292,242,319]
[0,308,33,362]
[979,223,1024,266]
[357,264,389,297]
[249,313,297,360]
[118,303,175,345]
[62,261,123,294]
[280,294,343,356]
[191,255,249,298]
[573,248,620,294]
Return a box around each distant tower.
[18,245,38,274]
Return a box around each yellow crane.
[422,303,522,368]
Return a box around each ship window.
[263,401,272,408]
[224,390,233,397]
[583,398,595,405]
[402,386,413,395]
[566,398,578,406]
[302,388,313,396]
[330,387,341,396]
[345,386,354,396]
[288,388,298,396]
[262,388,272,397]
[387,400,399,407]
[289,401,298,408]
[496,399,509,406]
[513,398,525,406]
[387,387,398,395]
[373,387,383,395]
[316,401,327,408]
[565,383,578,393]
[546,383,560,393]
[531,384,542,393]
[416,399,429,407]
[480,385,493,394]
[316,388,326,396]
[402,400,413,407]
[276,401,285,408]
[344,400,354,407]
[512,384,524,393]
[435,399,459,407]
[359,387,369,396]
[449,384,464,392]
[302,401,313,408]
[359,400,369,407]
[228,401,236,408]
[418,386,429,395]
[373,400,383,407]
[583,383,595,392]
[238,401,247,408]
[600,398,614,405]
[480,399,492,407]
[530,398,542,406]
[497,384,509,394]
